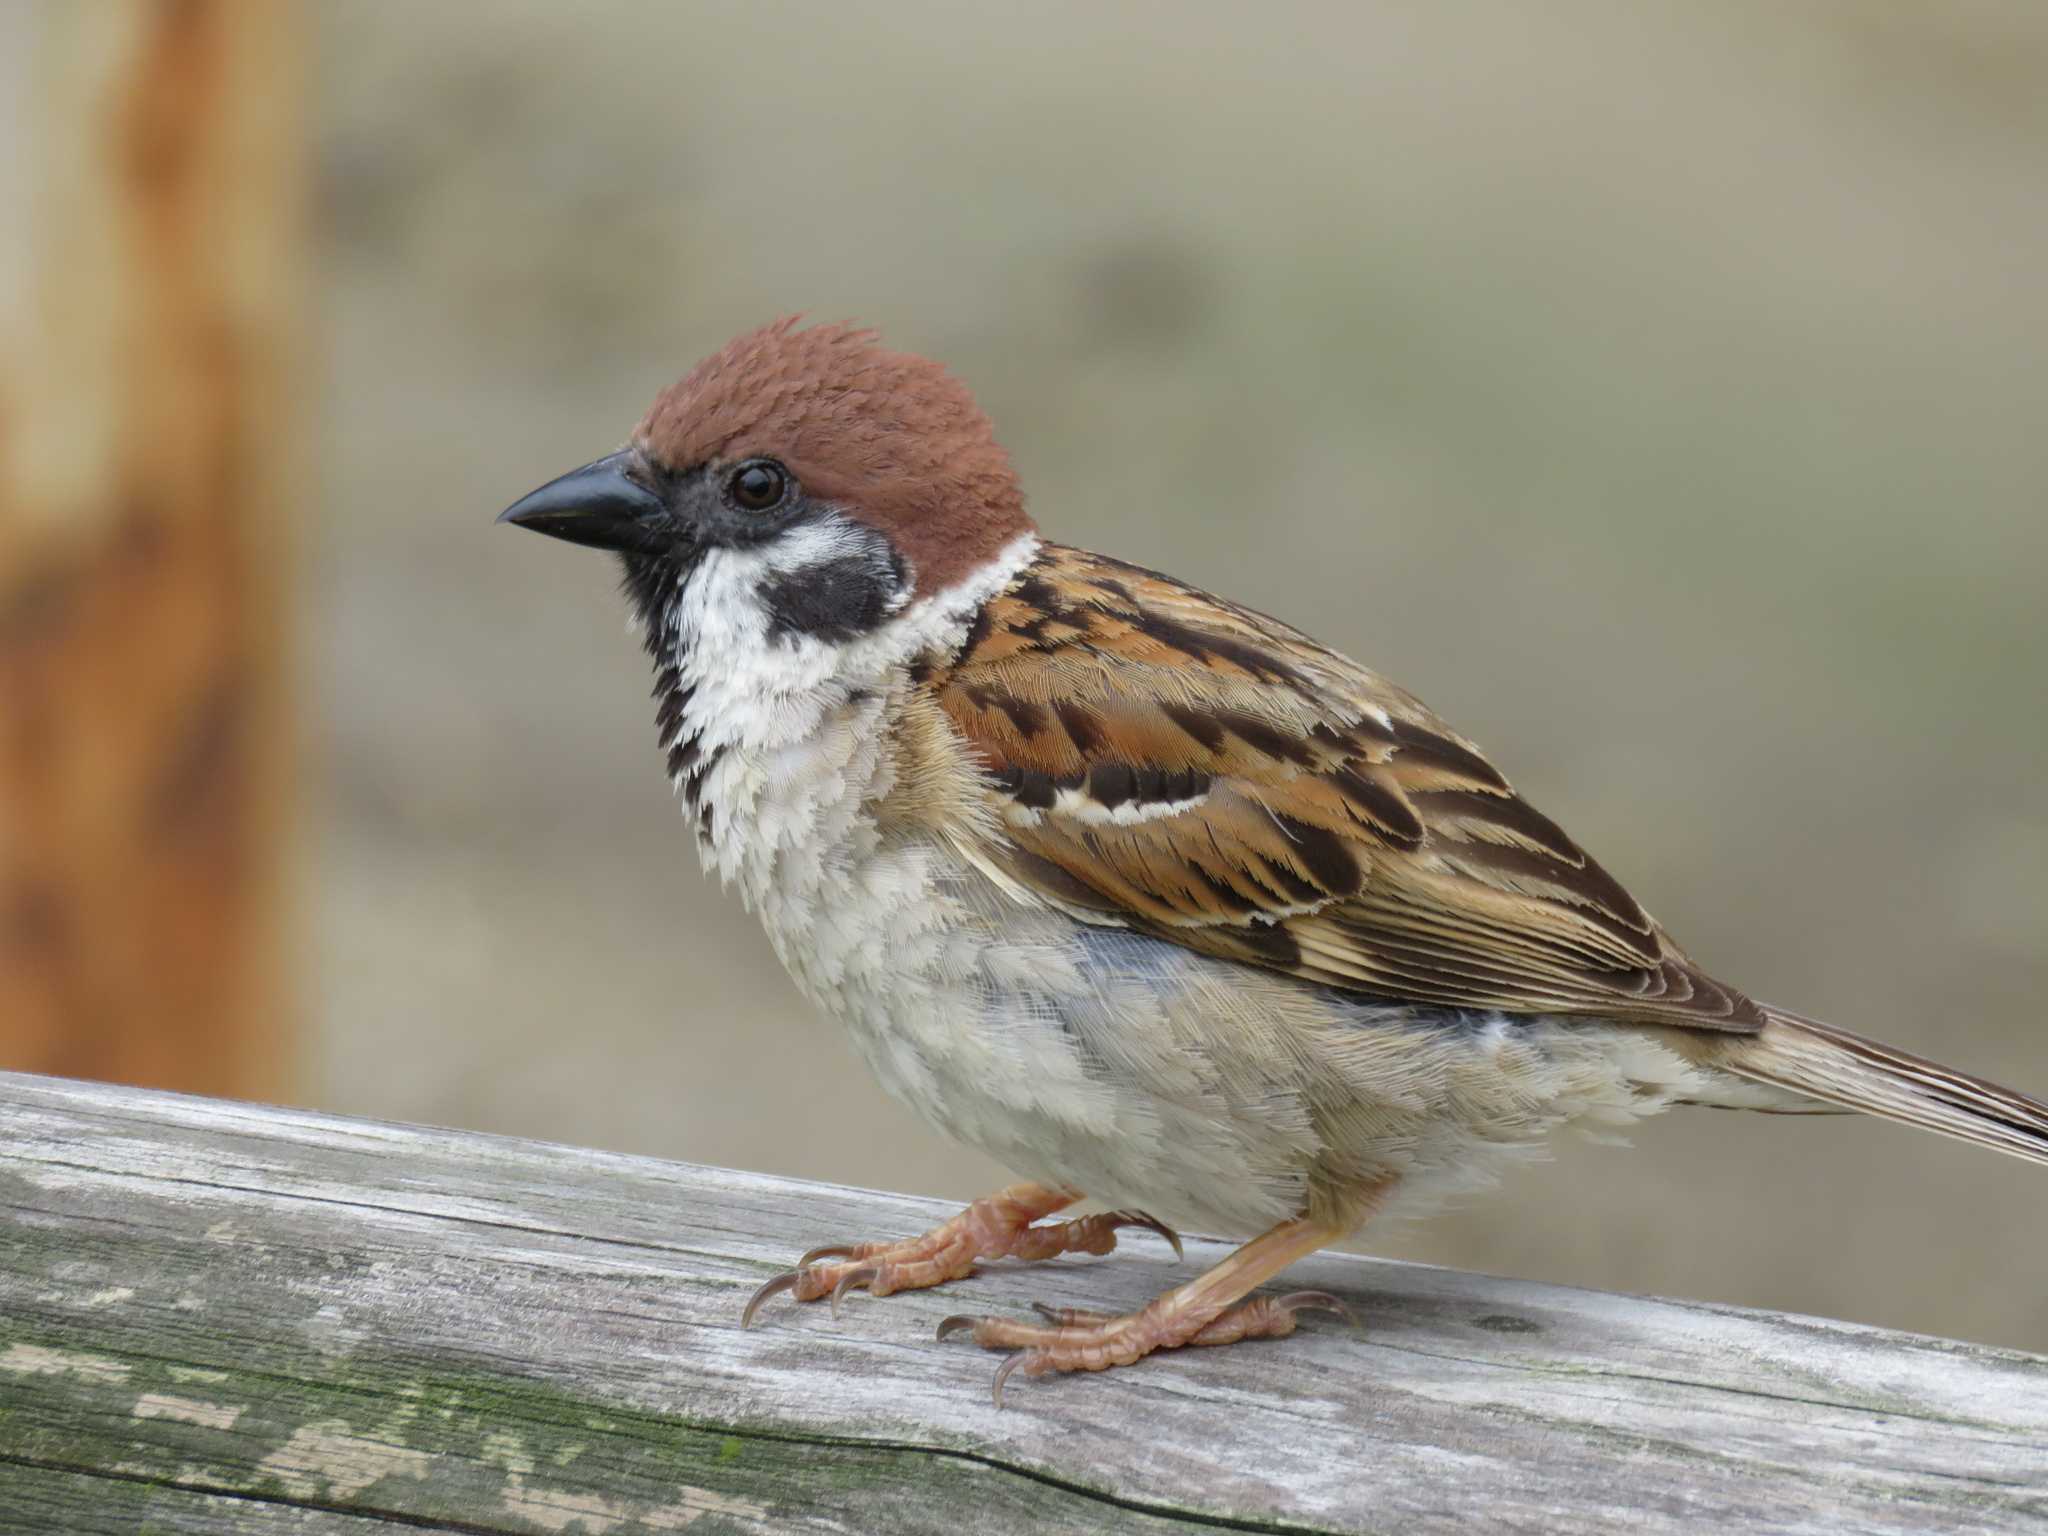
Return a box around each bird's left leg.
[939,1181,1392,1406]
[742,1181,1182,1327]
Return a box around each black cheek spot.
[759,548,906,644]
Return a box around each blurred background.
[3,1,2044,1350]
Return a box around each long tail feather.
[1719,1007,2048,1168]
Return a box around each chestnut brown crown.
[636,318,1035,597]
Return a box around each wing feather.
[929,544,1762,1032]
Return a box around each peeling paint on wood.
[1,1070,2044,1534]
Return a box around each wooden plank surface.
[1,1071,2043,1534]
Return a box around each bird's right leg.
[742,1181,1182,1327]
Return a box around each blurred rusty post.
[0,3,302,1097]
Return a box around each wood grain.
[1,1070,2043,1534]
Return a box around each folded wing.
[929,544,1761,1032]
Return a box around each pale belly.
[758,830,1740,1238]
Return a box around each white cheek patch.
[650,528,1043,902]
[668,527,1039,736]
[762,518,892,578]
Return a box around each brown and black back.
[925,542,2048,1166]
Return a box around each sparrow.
[500,317,2048,1405]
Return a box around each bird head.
[498,318,1035,645]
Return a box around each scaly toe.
[740,1254,886,1329]
[1180,1288,1361,1347]
[933,1311,1058,1351]
[1030,1301,1117,1327]
[988,1338,1125,1408]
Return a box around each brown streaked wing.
[931,543,1763,1033]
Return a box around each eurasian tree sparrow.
[500,318,2047,1404]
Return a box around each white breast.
[652,528,1039,904]
[652,528,1150,1195]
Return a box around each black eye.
[726,460,790,513]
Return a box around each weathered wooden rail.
[2,1071,2043,1534]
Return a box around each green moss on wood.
[0,1318,1287,1534]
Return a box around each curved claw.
[1105,1210,1185,1262]
[1273,1290,1357,1328]
[798,1242,857,1267]
[991,1350,1029,1411]
[829,1264,878,1319]
[935,1313,978,1342]
[741,1269,802,1330]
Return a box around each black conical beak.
[497,450,669,552]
